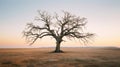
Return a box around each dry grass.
[0,47,120,67]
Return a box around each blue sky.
[0,0,120,48]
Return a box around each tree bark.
[54,41,63,53]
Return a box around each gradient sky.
[0,0,120,48]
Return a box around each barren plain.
[0,47,120,67]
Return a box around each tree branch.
[23,10,94,45]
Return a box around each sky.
[0,0,120,48]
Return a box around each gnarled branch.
[23,10,94,45]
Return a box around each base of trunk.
[52,50,64,53]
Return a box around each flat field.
[0,47,120,67]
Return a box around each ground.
[0,47,120,67]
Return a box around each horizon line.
[0,46,119,49]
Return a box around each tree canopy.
[23,10,94,53]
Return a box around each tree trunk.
[54,41,63,53]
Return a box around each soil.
[0,47,120,67]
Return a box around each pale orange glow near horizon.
[0,0,120,48]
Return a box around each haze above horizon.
[0,0,120,48]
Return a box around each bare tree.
[23,10,94,53]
